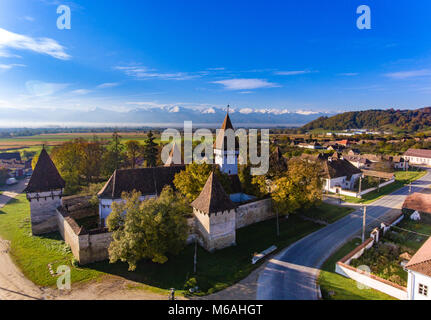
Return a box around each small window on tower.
[419,284,428,296]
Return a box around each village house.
[405,237,431,300]
[403,148,431,166]
[321,153,363,192]
[25,113,273,263]
[343,155,371,169]
[402,192,431,300]
[297,142,324,150]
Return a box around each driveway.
[257,170,431,300]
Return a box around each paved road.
[257,170,431,300]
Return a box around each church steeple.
[214,106,239,176]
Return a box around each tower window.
[419,284,428,296]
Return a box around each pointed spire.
[191,172,236,215]
[25,148,65,193]
[164,142,183,166]
[214,109,235,150]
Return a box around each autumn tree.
[51,139,85,194]
[107,187,189,270]
[125,140,144,169]
[173,162,232,202]
[80,138,105,184]
[272,158,322,216]
[143,131,158,167]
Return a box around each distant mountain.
[302,107,431,132]
[0,106,333,127]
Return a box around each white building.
[406,237,431,300]
[403,148,431,166]
[322,154,363,192]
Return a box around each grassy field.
[342,170,427,204]
[301,202,354,224]
[318,238,396,300]
[0,194,102,286]
[0,132,163,152]
[0,194,351,295]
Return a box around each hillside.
[302,107,431,132]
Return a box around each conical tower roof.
[191,172,236,215]
[214,112,237,150]
[25,148,65,193]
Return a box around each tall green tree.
[173,162,232,202]
[107,187,189,270]
[143,131,158,167]
[102,131,125,176]
[125,140,144,169]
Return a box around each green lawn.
[301,202,354,224]
[318,238,396,300]
[342,170,427,204]
[0,194,102,286]
[0,194,354,296]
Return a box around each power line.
[350,210,431,237]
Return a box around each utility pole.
[193,238,197,274]
[362,205,367,243]
[358,175,362,195]
[276,208,280,237]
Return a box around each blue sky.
[0,0,431,118]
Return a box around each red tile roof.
[404,148,431,159]
[405,237,431,277]
[402,192,431,214]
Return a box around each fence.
[335,212,408,300]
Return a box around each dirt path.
[0,180,169,300]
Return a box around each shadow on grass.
[83,215,322,294]
[0,197,19,214]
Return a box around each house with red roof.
[403,148,431,166]
[406,237,431,300]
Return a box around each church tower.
[25,148,65,235]
[214,107,239,175]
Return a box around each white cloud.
[207,67,225,71]
[97,82,120,89]
[169,106,180,113]
[71,89,92,95]
[274,70,312,76]
[0,63,25,70]
[115,66,199,81]
[0,28,70,60]
[212,78,279,90]
[338,73,358,76]
[25,80,68,96]
[384,69,431,79]
[22,16,35,22]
